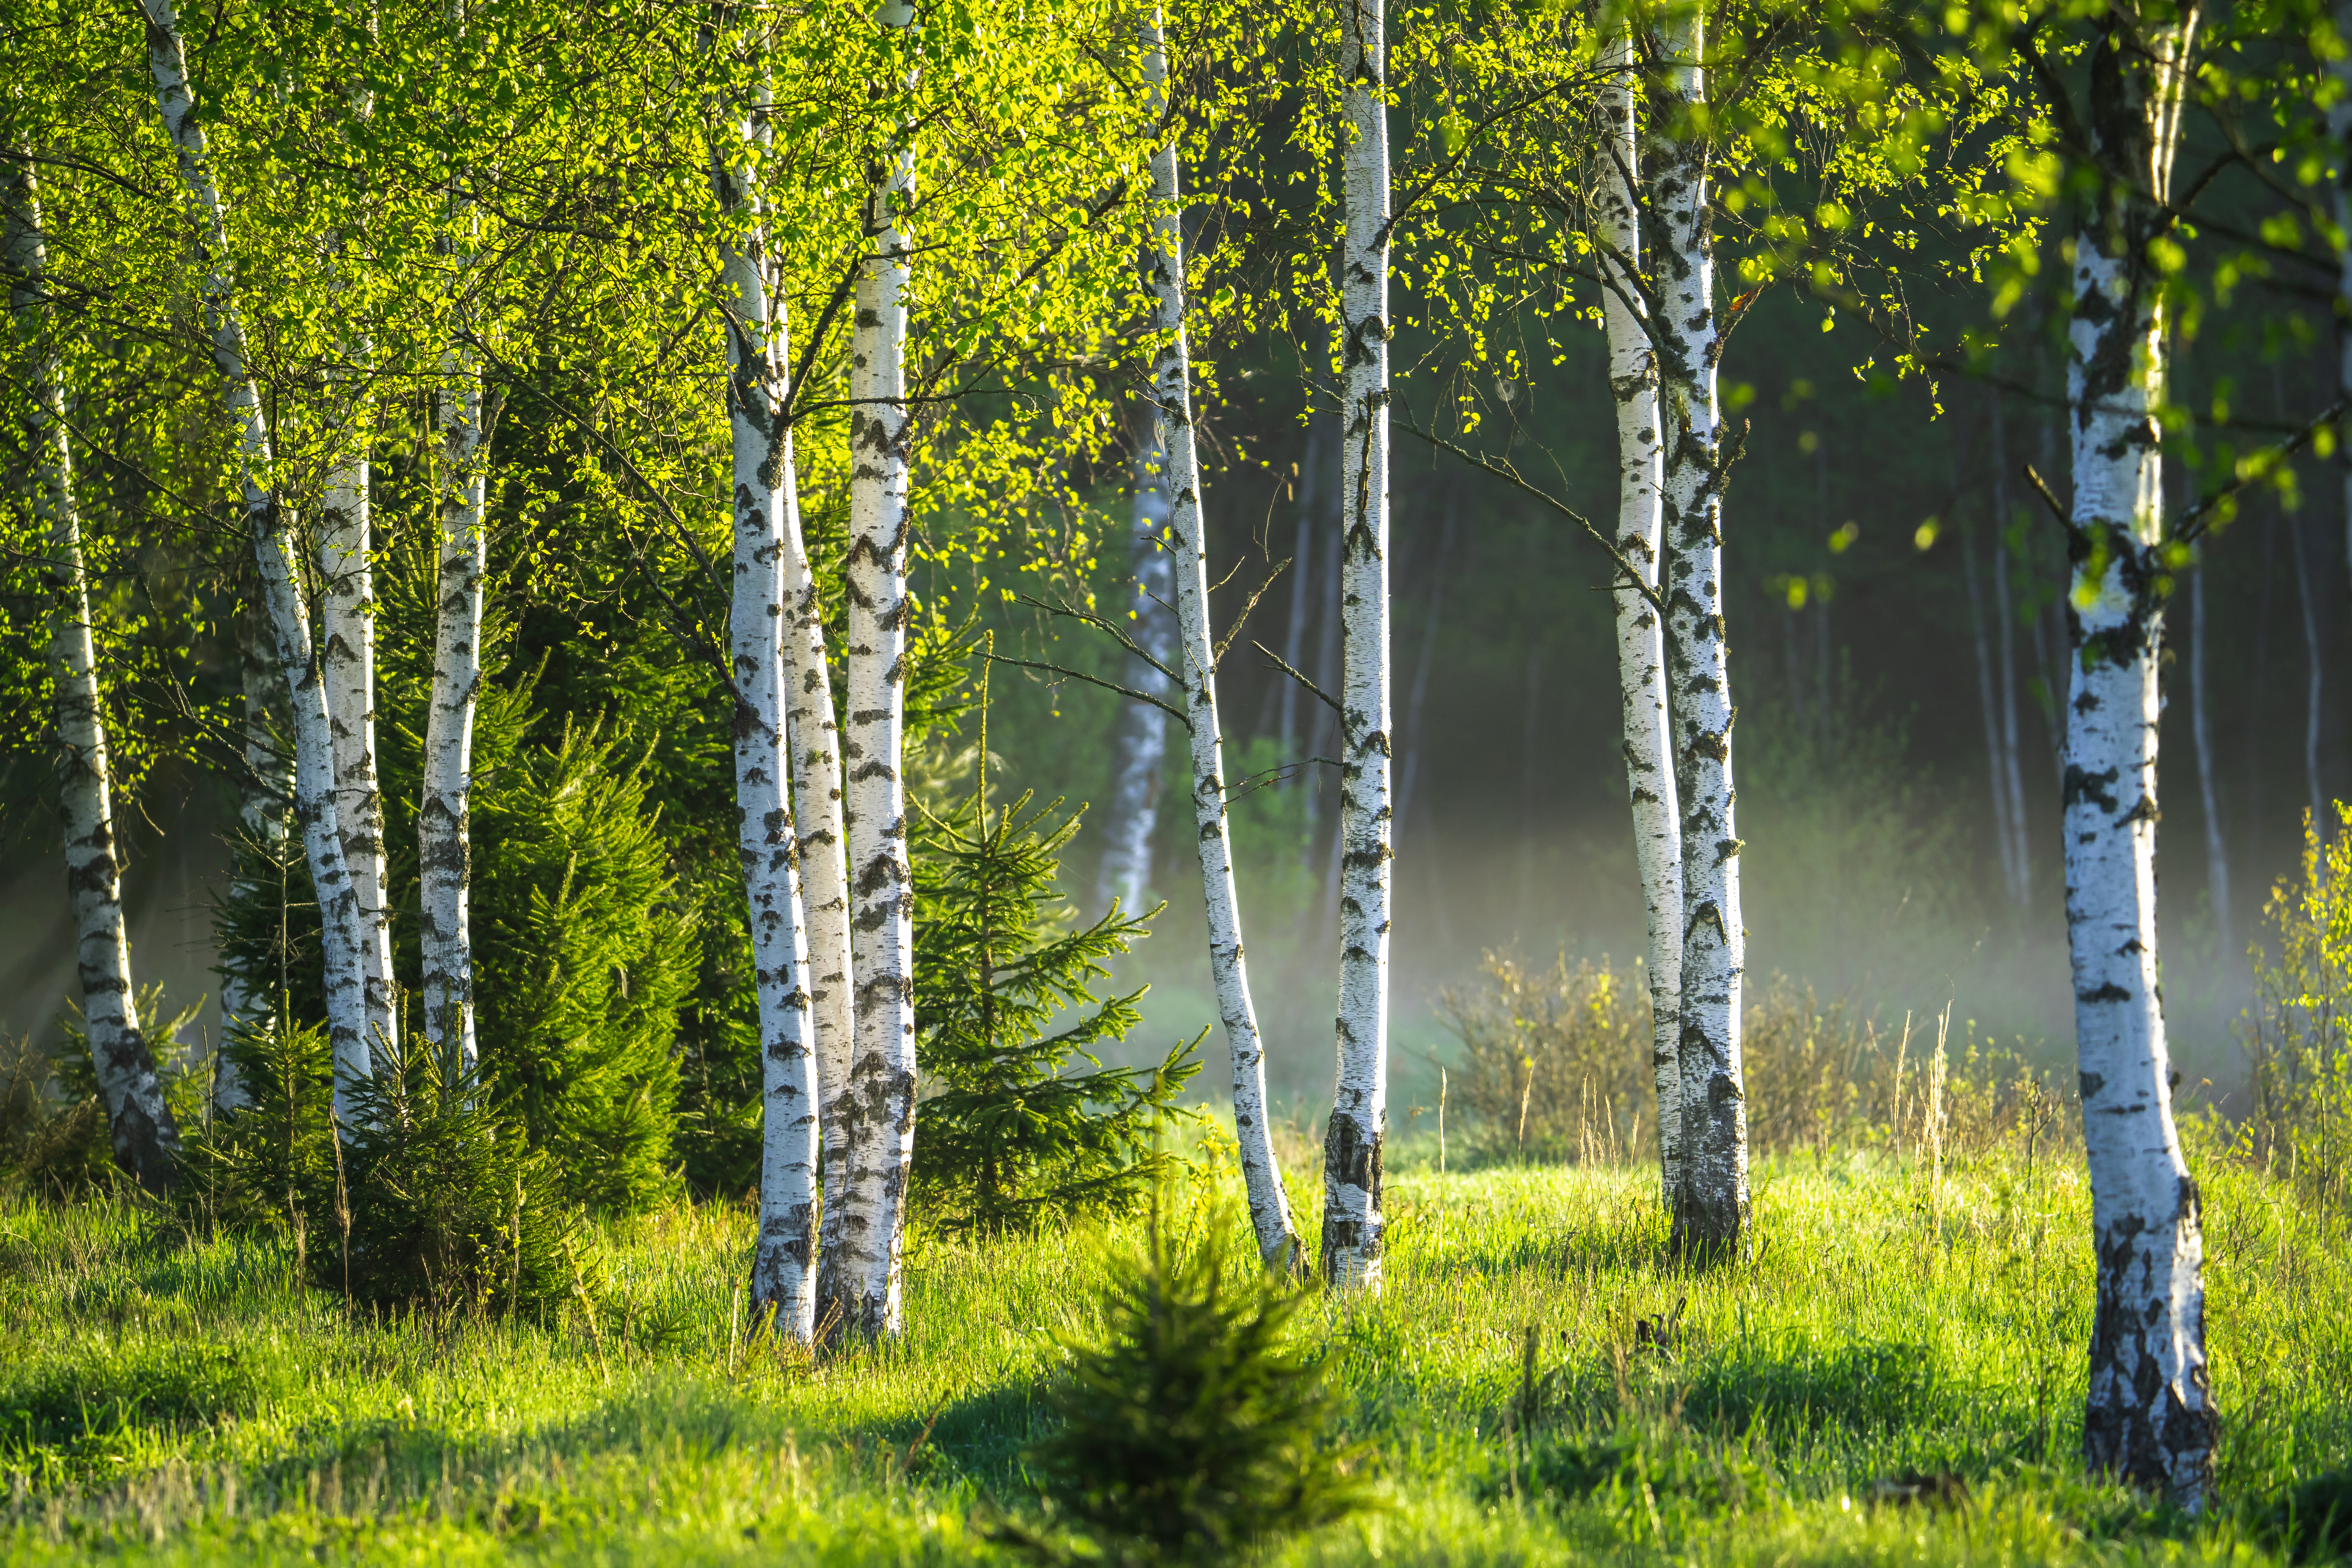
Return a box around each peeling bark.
[2063,5,2213,1510]
[715,102,820,1341]
[7,157,180,1190]
[1596,35,1683,1210]
[1141,3,1299,1268]
[1649,12,1747,1263]
[1094,451,1178,915]
[1322,0,1392,1294]
[139,0,372,1124]
[833,0,920,1340]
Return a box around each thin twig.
[1251,639,1340,715]
[986,653,1191,730]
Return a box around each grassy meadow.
[1,1122,2347,1566]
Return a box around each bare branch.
[1251,639,1340,716]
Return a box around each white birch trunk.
[715,112,820,1340]
[139,0,373,1124]
[1094,454,1178,914]
[1596,38,1683,1210]
[8,158,181,1189]
[320,430,396,1059]
[2063,5,2213,1508]
[2189,560,2230,955]
[1321,0,1392,1293]
[1141,5,1299,1267]
[420,351,486,1078]
[1650,12,1748,1261]
[834,0,920,1338]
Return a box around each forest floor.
[1,1129,2346,1565]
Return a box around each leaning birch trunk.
[8,157,181,1189]
[2062,3,2214,1509]
[1094,453,1178,914]
[139,0,373,1124]
[1141,3,1299,1267]
[2189,559,2230,956]
[217,586,292,1111]
[1321,0,1393,1293]
[1595,35,1682,1210]
[715,114,820,1339]
[1650,11,1748,1261]
[320,416,396,1060]
[833,0,921,1340]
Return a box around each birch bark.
[2062,3,2213,1508]
[320,424,396,1060]
[1137,4,1299,1267]
[715,105,820,1340]
[1649,13,1747,1262]
[1321,0,1393,1293]
[833,0,920,1339]
[1094,452,1177,915]
[1595,36,1682,1209]
[139,0,373,1124]
[420,3,487,1078]
[8,158,181,1189]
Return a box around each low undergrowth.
[0,1131,2345,1564]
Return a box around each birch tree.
[1140,1,1300,1268]
[7,156,181,1189]
[1094,451,1177,916]
[1648,8,1747,1262]
[321,407,396,1062]
[715,78,820,1340]
[831,0,922,1340]
[1595,33,1683,1209]
[137,0,375,1125]
[1321,0,1394,1295]
[2051,0,2215,1507]
[421,0,489,1077]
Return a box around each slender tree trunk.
[320,418,396,1060]
[218,583,292,1111]
[1322,0,1394,1292]
[1260,422,1323,753]
[1394,493,1456,838]
[1962,516,2022,902]
[836,1,920,1338]
[1595,38,1683,1210]
[713,91,821,1341]
[139,0,372,1124]
[1990,388,2033,905]
[2062,5,2214,1508]
[421,344,487,1076]
[2334,0,2352,593]
[2189,559,2231,956]
[7,158,180,1190]
[2288,504,2326,836]
[1141,4,1299,1267]
[1304,517,1341,880]
[1650,13,1747,1263]
[1095,449,1178,914]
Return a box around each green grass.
[1,1127,2346,1564]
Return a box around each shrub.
[910,728,1198,1234]
[468,718,695,1216]
[1026,1198,1373,1562]
[1439,955,2062,1168]
[2242,805,2352,1210]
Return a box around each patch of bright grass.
[0,1129,2345,1564]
